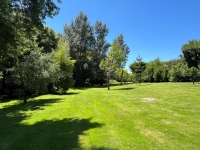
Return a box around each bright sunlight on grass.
[0,83,200,150]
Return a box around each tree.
[90,21,110,85]
[0,0,61,94]
[0,0,61,71]
[0,2,18,72]
[5,0,61,30]
[64,13,111,86]
[94,21,110,60]
[129,55,146,84]
[100,43,124,90]
[151,58,165,82]
[54,38,75,93]
[143,62,155,82]
[64,12,95,86]
[11,49,60,103]
[0,26,40,95]
[182,40,200,68]
[169,61,193,82]
[114,34,130,85]
[143,58,166,82]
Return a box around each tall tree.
[94,21,110,60]
[0,0,61,70]
[90,21,110,84]
[54,37,75,93]
[129,55,146,84]
[114,34,130,85]
[0,26,40,95]
[64,12,95,86]
[0,1,17,71]
[100,43,124,90]
[182,40,200,68]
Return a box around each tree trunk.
[23,90,28,104]
[120,69,124,85]
[100,71,103,86]
[23,93,27,104]
[107,75,110,90]
[100,77,103,86]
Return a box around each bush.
[58,88,65,95]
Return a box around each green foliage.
[115,69,129,82]
[11,48,60,103]
[64,12,95,85]
[143,62,155,82]
[114,34,130,67]
[100,43,125,74]
[100,43,124,89]
[64,12,94,59]
[0,0,62,94]
[7,0,61,30]
[90,21,110,84]
[152,58,165,82]
[193,67,200,78]
[64,14,131,87]
[169,61,193,82]
[94,21,110,60]
[0,0,61,71]
[144,58,167,82]
[0,1,16,62]
[54,38,75,91]
[182,40,200,68]
[58,87,65,95]
[0,72,2,80]
[64,12,111,86]
[192,67,200,83]
[129,55,146,84]
[36,26,59,53]
[113,34,130,85]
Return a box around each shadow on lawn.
[50,92,80,96]
[0,98,64,111]
[0,98,117,150]
[114,87,135,90]
[72,83,129,90]
[0,91,79,103]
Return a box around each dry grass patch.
[142,98,157,102]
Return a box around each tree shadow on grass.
[114,87,135,90]
[0,98,64,111]
[0,91,79,104]
[0,98,117,150]
[0,98,13,103]
[135,83,151,86]
[71,83,123,90]
[0,95,24,103]
[51,92,80,96]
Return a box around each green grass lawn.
[0,83,200,150]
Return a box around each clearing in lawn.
[0,83,200,150]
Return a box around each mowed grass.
[0,83,200,150]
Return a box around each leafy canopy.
[182,40,200,68]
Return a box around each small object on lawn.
[142,98,157,102]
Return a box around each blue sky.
[45,0,200,70]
